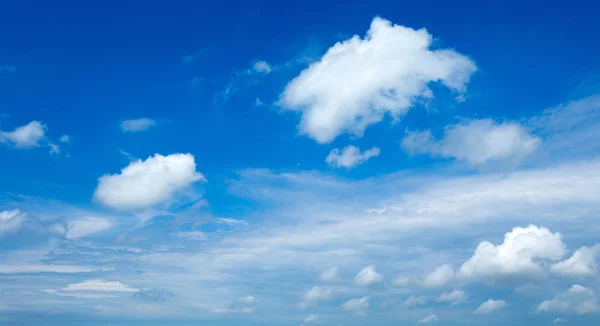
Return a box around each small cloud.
[400,295,428,308]
[301,286,333,307]
[438,289,467,305]
[553,318,568,323]
[326,145,380,169]
[422,264,454,288]
[354,265,383,287]
[0,64,16,73]
[66,217,112,239]
[320,266,342,282]
[255,97,265,107]
[252,60,272,74]
[59,135,71,143]
[62,279,138,292]
[0,120,46,148]
[176,231,206,241]
[48,142,60,154]
[120,118,157,132]
[0,209,26,235]
[304,314,319,323]
[181,49,207,64]
[551,244,600,277]
[341,296,369,316]
[474,299,507,315]
[133,288,175,301]
[418,314,438,324]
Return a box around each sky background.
[1,0,600,325]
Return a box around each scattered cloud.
[319,266,342,282]
[0,120,46,148]
[400,295,428,308]
[326,145,380,169]
[120,118,157,132]
[303,314,319,323]
[0,265,113,274]
[301,286,333,306]
[59,135,71,143]
[62,280,139,292]
[551,244,600,277]
[279,16,476,143]
[252,60,272,74]
[341,296,369,316]
[438,289,467,305]
[459,225,567,283]
[553,318,568,323]
[423,264,454,288]
[93,153,205,211]
[537,285,599,315]
[474,299,506,315]
[133,288,175,302]
[66,217,112,239]
[181,49,207,64]
[354,265,383,287]
[0,209,25,235]
[418,314,438,324]
[392,275,410,287]
[402,119,540,168]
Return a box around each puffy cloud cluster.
[474,299,507,315]
[341,296,369,316]
[279,16,476,143]
[354,265,383,287]
[93,153,205,211]
[326,145,380,169]
[537,285,599,315]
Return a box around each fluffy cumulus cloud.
[354,265,383,287]
[459,225,567,283]
[438,289,467,305]
[93,153,205,211]
[279,16,476,143]
[301,286,333,306]
[326,145,380,168]
[0,209,25,235]
[400,295,428,308]
[319,266,341,282]
[537,285,599,315]
[423,264,454,288]
[0,120,46,148]
[418,314,438,324]
[120,118,156,132]
[65,217,112,239]
[474,299,507,315]
[303,314,318,323]
[402,119,541,167]
[341,296,369,316]
[551,244,600,277]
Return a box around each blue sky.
[1,0,600,325]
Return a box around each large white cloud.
[0,121,46,148]
[279,16,476,143]
[93,153,205,211]
[354,265,383,287]
[326,145,380,169]
[402,119,540,167]
[537,285,599,315]
[459,225,567,283]
[551,244,600,277]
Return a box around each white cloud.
[303,314,318,323]
[354,265,383,287]
[252,60,272,74]
[423,264,454,288]
[66,217,112,239]
[59,135,71,143]
[0,121,46,148]
[400,295,427,308]
[176,231,206,241]
[0,265,113,274]
[459,225,567,283]
[120,118,156,132]
[62,280,139,292]
[302,286,332,306]
[402,119,540,167]
[93,153,205,211]
[553,318,568,323]
[326,145,380,169]
[551,244,600,277]
[537,285,599,315]
[319,266,341,282]
[418,314,438,324]
[238,296,257,304]
[279,16,476,143]
[474,299,506,315]
[0,209,25,235]
[438,289,467,305]
[341,296,369,316]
